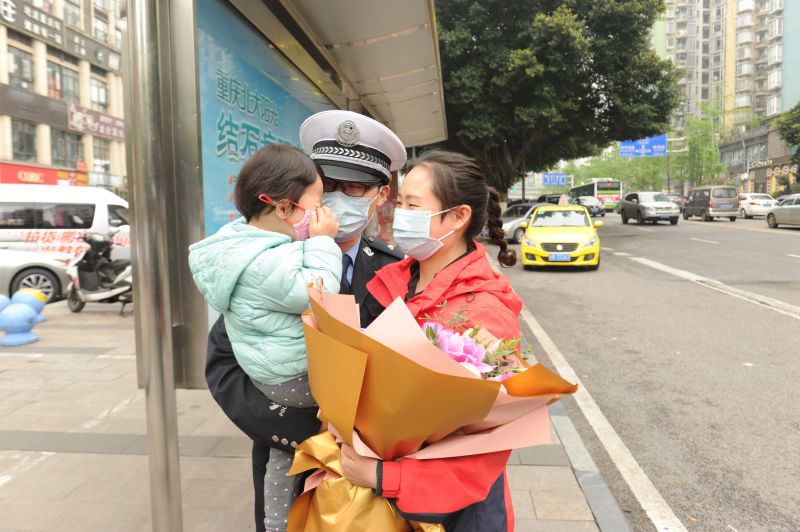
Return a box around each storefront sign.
[0,162,88,186]
[68,104,125,141]
[196,0,335,235]
[0,0,64,47]
[63,28,121,72]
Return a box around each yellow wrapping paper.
[289,290,578,531]
[288,432,443,532]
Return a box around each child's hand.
[309,206,339,238]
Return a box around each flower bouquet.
[287,288,577,531]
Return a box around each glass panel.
[8,47,34,90]
[11,120,36,162]
[34,204,96,229]
[0,204,36,229]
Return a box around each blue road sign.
[619,134,668,158]
[542,172,568,186]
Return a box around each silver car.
[766,194,800,229]
[0,249,72,303]
[738,193,777,219]
[502,202,547,243]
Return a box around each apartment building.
[0,0,126,193]
[662,0,735,130]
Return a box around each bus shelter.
[123,1,446,528]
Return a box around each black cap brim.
[317,162,389,185]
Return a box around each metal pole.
[126,1,183,530]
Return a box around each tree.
[435,0,680,193]
[674,105,726,188]
[776,101,800,166]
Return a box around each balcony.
[737,0,754,12]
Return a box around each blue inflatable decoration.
[0,288,48,346]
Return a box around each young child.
[188,144,341,532]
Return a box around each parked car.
[766,194,800,229]
[0,184,131,260]
[738,193,777,219]
[682,185,739,222]
[500,202,548,243]
[519,205,602,270]
[574,196,605,217]
[618,192,680,225]
[0,248,71,303]
[535,194,577,205]
[664,193,686,212]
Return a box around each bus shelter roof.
[282,0,447,147]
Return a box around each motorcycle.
[66,231,133,314]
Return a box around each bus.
[569,179,622,212]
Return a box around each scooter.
[66,231,133,315]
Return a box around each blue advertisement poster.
[619,134,668,158]
[196,0,335,235]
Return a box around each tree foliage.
[435,0,680,192]
[776,100,800,165]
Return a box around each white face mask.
[392,207,456,261]
[322,190,381,243]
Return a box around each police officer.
[205,110,406,532]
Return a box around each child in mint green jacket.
[188,144,341,532]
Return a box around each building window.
[94,0,109,11]
[46,62,80,104]
[767,44,782,64]
[90,78,109,112]
[767,69,782,90]
[767,95,781,116]
[736,63,754,76]
[32,0,54,13]
[768,17,782,39]
[51,130,84,168]
[737,30,754,44]
[93,138,111,172]
[64,0,81,28]
[8,47,34,90]
[93,17,109,43]
[11,121,37,163]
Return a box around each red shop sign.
[0,163,59,186]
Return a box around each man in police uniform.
[205,110,405,531]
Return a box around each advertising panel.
[68,104,126,141]
[196,0,335,236]
[0,162,88,186]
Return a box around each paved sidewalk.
[0,302,622,531]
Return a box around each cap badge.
[336,120,360,147]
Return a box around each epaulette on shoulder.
[366,237,405,259]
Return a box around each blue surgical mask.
[392,207,455,261]
[322,190,381,243]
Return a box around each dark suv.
[683,186,739,222]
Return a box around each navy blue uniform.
[204,236,402,531]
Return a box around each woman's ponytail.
[486,187,517,267]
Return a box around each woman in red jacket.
[340,149,522,531]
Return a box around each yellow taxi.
[519,205,602,270]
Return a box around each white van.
[0,184,131,259]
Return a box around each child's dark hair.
[408,149,517,267]
[235,144,319,221]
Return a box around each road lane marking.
[602,246,616,252]
[613,252,632,257]
[519,306,686,532]
[637,227,654,232]
[684,219,795,236]
[690,237,719,244]
[629,257,800,321]
[788,254,800,259]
